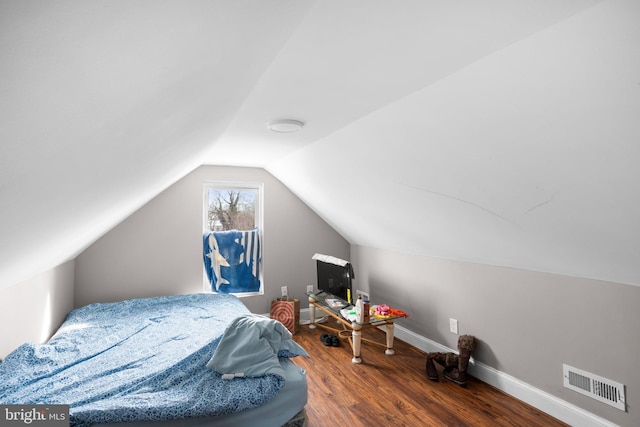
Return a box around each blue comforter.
[0,293,291,426]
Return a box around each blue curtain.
[203,228,262,293]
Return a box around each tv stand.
[306,292,406,363]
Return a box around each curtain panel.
[203,228,262,293]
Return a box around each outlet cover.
[306,285,314,293]
[449,318,458,334]
[281,286,288,297]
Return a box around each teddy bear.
[426,335,477,386]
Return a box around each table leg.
[385,322,395,355]
[308,298,316,329]
[351,323,362,364]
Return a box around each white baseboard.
[391,324,617,427]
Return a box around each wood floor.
[291,323,568,427]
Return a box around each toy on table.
[371,304,408,319]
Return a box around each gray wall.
[351,245,639,427]
[75,166,349,313]
[0,261,75,359]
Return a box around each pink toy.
[375,304,391,316]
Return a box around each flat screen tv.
[313,253,354,304]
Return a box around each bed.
[0,293,309,427]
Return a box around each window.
[205,186,259,232]
[203,182,263,296]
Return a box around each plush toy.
[426,335,477,386]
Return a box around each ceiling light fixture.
[267,119,304,133]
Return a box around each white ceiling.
[2,0,639,290]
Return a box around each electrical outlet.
[281,286,288,297]
[449,318,458,335]
[306,285,314,293]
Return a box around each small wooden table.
[306,292,407,363]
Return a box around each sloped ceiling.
[2,0,639,290]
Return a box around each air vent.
[563,364,626,411]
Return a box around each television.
[313,253,354,304]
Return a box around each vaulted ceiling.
[2,0,639,290]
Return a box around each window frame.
[202,180,264,296]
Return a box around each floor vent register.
[563,364,626,411]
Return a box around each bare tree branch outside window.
[207,189,256,231]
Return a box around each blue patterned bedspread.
[0,293,286,426]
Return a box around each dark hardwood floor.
[291,323,568,427]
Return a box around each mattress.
[0,293,309,426]
[98,357,307,427]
